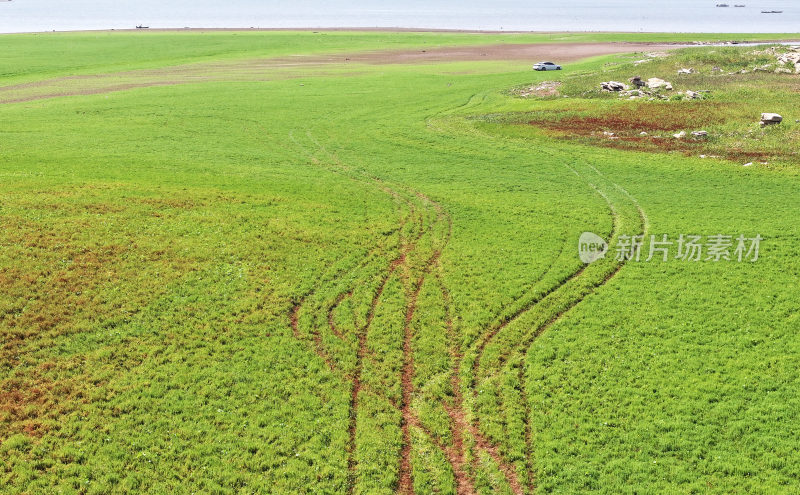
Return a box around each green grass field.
[1,31,800,494]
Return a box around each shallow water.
[1,0,799,34]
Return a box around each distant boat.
[135,25,150,29]
[761,10,783,13]
[716,3,730,7]
[734,4,746,7]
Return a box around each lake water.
[1,0,799,34]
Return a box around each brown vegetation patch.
[138,197,204,210]
[532,101,729,134]
[525,102,783,163]
[0,241,129,355]
[0,361,87,439]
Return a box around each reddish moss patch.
[0,363,87,439]
[530,101,729,134]
[525,102,783,163]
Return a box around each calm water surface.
[0,0,798,33]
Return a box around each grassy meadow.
[1,31,800,494]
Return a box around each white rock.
[646,77,673,90]
[640,131,648,136]
[743,162,754,167]
[673,131,687,139]
[761,113,783,125]
[691,130,708,137]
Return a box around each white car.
[533,61,562,71]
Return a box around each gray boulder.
[629,76,646,87]
[601,81,629,92]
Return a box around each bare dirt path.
[0,42,677,104]
[328,42,676,65]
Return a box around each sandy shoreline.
[3,26,800,42]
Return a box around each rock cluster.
[682,90,704,100]
[751,46,800,74]
[603,73,710,101]
[517,81,562,98]
[777,46,800,73]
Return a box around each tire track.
[304,137,441,494]
[518,359,534,494]
[304,134,460,493]
[470,236,571,389]
[347,253,406,494]
[511,168,647,493]
[293,130,476,494]
[433,223,478,495]
[508,166,646,493]
[288,130,432,493]
[360,127,526,493]
[466,249,596,494]
[398,194,451,495]
[466,162,646,494]
[338,192,423,495]
[355,112,647,493]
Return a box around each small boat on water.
[716,3,730,7]
[136,25,150,29]
[761,10,783,13]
